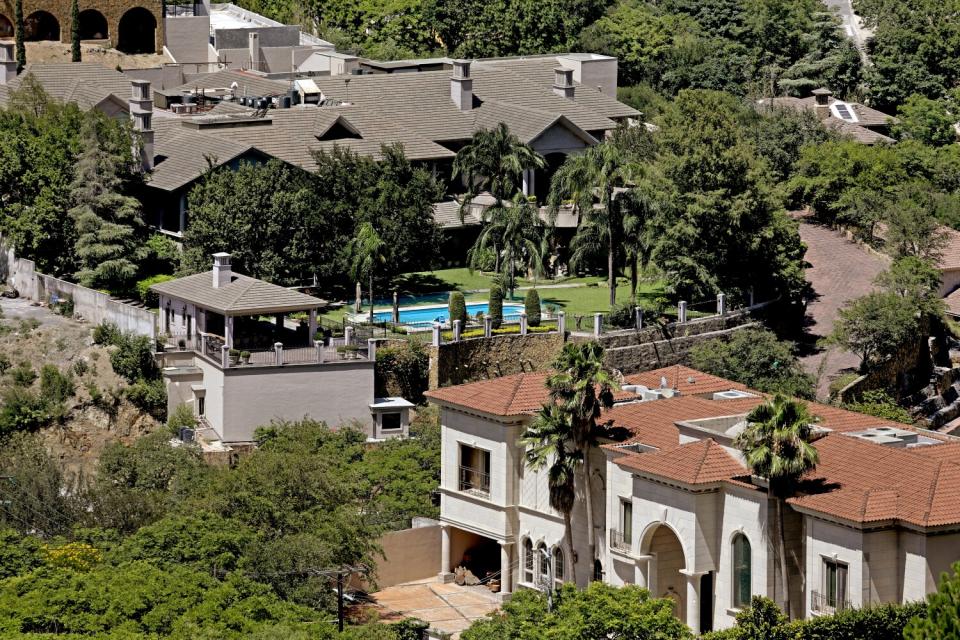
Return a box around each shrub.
[92,322,121,346]
[110,334,158,384]
[605,303,638,329]
[448,291,467,328]
[524,289,541,327]
[18,318,39,333]
[72,359,89,377]
[0,387,49,436]
[124,378,167,421]
[0,355,10,375]
[375,341,429,404]
[135,274,175,308]
[10,361,36,387]
[842,390,914,424]
[489,285,504,329]
[167,403,196,436]
[39,365,74,407]
[472,246,497,272]
[50,295,74,317]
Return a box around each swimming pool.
[370,302,525,325]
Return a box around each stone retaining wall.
[429,332,565,389]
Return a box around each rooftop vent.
[845,426,934,448]
[553,67,575,99]
[621,384,681,402]
[212,252,232,289]
[712,389,759,401]
[450,59,473,112]
[812,87,832,120]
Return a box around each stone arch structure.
[0,13,12,38]
[0,1,163,54]
[117,6,156,53]
[25,10,60,41]
[640,523,688,620]
[78,8,108,40]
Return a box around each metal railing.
[810,590,851,614]
[458,466,490,495]
[609,529,632,553]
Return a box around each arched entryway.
[117,6,155,54]
[0,13,12,38]
[78,9,108,40]
[25,10,60,41]
[644,524,687,621]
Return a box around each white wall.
[804,518,864,616]
[714,488,769,629]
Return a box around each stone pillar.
[432,322,441,347]
[522,168,535,197]
[221,344,229,368]
[225,316,234,349]
[274,342,284,366]
[439,524,453,581]
[678,301,687,324]
[635,306,643,330]
[200,333,207,355]
[484,315,492,338]
[519,311,528,335]
[345,326,354,346]
[717,293,726,316]
[499,542,513,595]
[368,338,377,361]
[308,308,317,342]
[685,573,701,634]
[593,313,602,337]
[634,556,652,589]
[316,342,324,363]
[453,319,462,342]
[557,311,566,335]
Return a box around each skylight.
[831,102,858,123]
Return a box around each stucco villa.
[425,365,960,633]
[152,252,412,445]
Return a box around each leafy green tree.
[462,582,691,639]
[0,433,77,536]
[689,328,815,398]
[546,341,617,574]
[828,292,920,370]
[549,141,638,307]
[70,0,81,62]
[841,390,914,424]
[469,194,545,298]
[520,404,579,582]
[489,283,504,329]
[0,528,42,579]
[893,94,956,146]
[883,182,949,260]
[524,288,541,326]
[904,561,960,640]
[721,596,793,640]
[350,221,386,324]
[69,112,145,293]
[874,256,944,318]
[735,395,819,618]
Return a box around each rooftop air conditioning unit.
[712,390,758,401]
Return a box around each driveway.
[798,222,888,399]
[371,578,500,638]
[823,0,872,60]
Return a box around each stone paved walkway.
[798,222,888,399]
[371,578,500,638]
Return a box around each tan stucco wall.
[0,0,163,53]
[371,525,442,589]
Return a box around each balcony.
[810,590,851,614]
[458,465,490,497]
[609,529,632,554]
[162,331,370,369]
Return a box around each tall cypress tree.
[70,0,81,62]
[14,0,25,73]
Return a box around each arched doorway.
[78,9,108,40]
[0,14,13,38]
[642,524,687,622]
[25,11,60,41]
[117,7,156,54]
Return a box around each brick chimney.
[450,59,473,111]
[0,42,15,85]
[129,80,154,172]
[248,32,261,72]
[812,87,832,120]
[212,252,232,288]
[553,67,574,99]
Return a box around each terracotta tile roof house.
[758,88,895,145]
[431,363,960,631]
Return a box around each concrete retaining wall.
[1,240,156,338]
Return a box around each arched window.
[537,542,549,585]
[593,558,604,582]
[732,534,752,608]
[522,538,533,584]
[553,547,565,585]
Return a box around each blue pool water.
[372,302,524,325]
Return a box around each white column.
[685,573,700,634]
[717,293,726,316]
[557,311,565,335]
[484,315,492,338]
[635,555,652,589]
[635,306,643,330]
[432,322,441,347]
[368,338,377,361]
[500,542,512,595]
[308,308,317,343]
[274,342,283,366]
[453,319,462,342]
[440,524,453,580]
[522,168,534,197]
[344,325,354,345]
[519,311,528,335]
[593,313,602,337]
[678,301,687,324]
[221,344,229,368]
[225,316,234,348]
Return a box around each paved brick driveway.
[371,578,500,638]
[798,222,888,399]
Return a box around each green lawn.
[393,267,609,294]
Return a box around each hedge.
[489,285,504,329]
[525,289,541,327]
[448,291,467,329]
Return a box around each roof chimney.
[212,252,232,288]
[553,67,574,99]
[129,80,154,172]
[450,59,473,112]
[0,42,16,85]
[248,32,261,72]
[812,87,832,120]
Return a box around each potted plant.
[239,350,251,365]
[336,344,360,359]
[228,348,240,365]
[177,338,186,351]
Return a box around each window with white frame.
[522,538,534,584]
[731,534,751,609]
[822,558,848,611]
[537,542,549,586]
[553,547,565,585]
[458,444,490,495]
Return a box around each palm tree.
[545,341,618,577]
[349,222,386,323]
[621,179,669,305]
[521,403,580,584]
[735,394,820,618]
[548,142,638,308]
[468,193,546,298]
[453,123,546,206]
